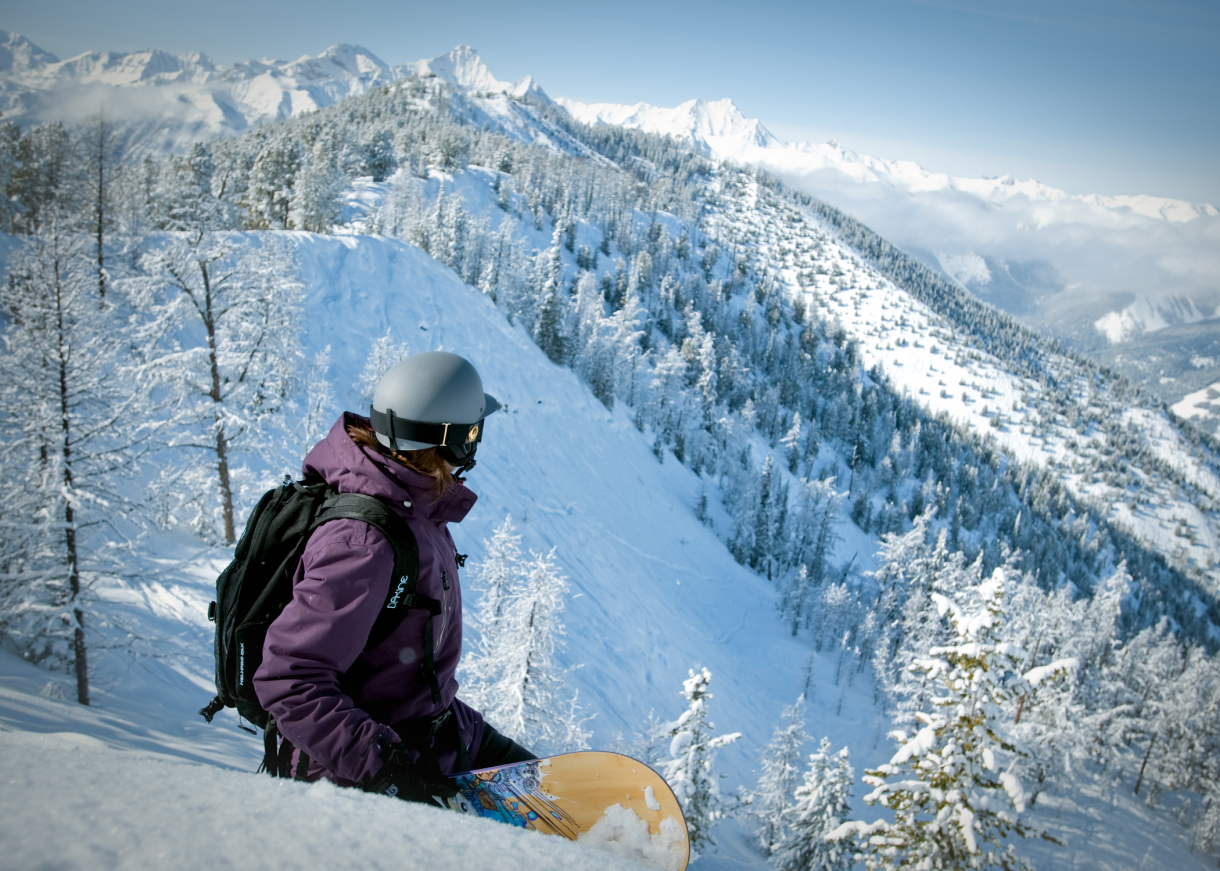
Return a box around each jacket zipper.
[436,566,453,648]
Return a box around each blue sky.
[7,0,1219,202]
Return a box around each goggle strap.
[370,407,484,451]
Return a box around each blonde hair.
[346,421,458,495]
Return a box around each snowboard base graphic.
[445,751,689,871]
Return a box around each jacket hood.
[302,413,477,523]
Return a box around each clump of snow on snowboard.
[579,802,688,871]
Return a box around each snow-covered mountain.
[0,33,398,157]
[5,27,1216,585]
[559,97,778,154]
[0,31,550,155]
[7,24,1213,430]
[3,33,1219,869]
[559,94,1220,432]
[408,43,547,101]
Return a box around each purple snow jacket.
[253,412,487,786]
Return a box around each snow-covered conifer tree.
[154,143,232,234]
[356,327,412,404]
[462,545,589,754]
[469,514,525,625]
[290,142,344,233]
[780,411,803,474]
[832,569,1065,870]
[1194,781,1220,860]
[752,694,811,854]
[244,137,300,229]
[299,344,336,459]
[660,667,742,853]
[772,739,854,871]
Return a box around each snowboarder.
[253,351,534,804]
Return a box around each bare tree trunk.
[1135,733,1157,796]
[199,259,236,544]
[92,117,108,301]
[214,418,235,545]
[54,265,89,705]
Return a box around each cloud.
[766,160,1220,329]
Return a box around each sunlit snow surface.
[0,226,1211,868]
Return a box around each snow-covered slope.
[1094,295,1214,345]
[13,226,875,868]
[702,171,1220,583]
[0,654,652,871]
[559,94,1220,429]
[1,223,1211,869]
[277,230,863,762]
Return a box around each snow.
[579,804,688,871]
[1001,771,1028,814]
[0,681,651,870]
[702,170,1220,583]
[0,37,1215,866]
[1173,380,1220,421]
[1093,295,1209,344]
[0,215,1209,868]
[889,724,937,765]
[1024,658,1079,687]
[935,251,992,287]
[560,93,1220,390]
[557,97,778,153]
[408,45,526,96]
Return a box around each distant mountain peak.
[0,31,59,72]
[410,45,505,93]
[558,95,778,150]
[283,43,391,81]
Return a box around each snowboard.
[445,750,690,871]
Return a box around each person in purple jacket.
[253,351,533,805]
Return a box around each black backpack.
[198,477,443,776]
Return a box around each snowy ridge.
[558,93,1220,429]
[705,172,1220,581]
[0,31,57,72]
[1094,295,1214,345]
[559,95,1217,220]
[558,97,778,153]
[0,32,548,153]
[407,44,544,100]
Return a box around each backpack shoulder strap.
[314,492,417,579]
[310,492,442,704]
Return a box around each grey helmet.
[370,351,501,472]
